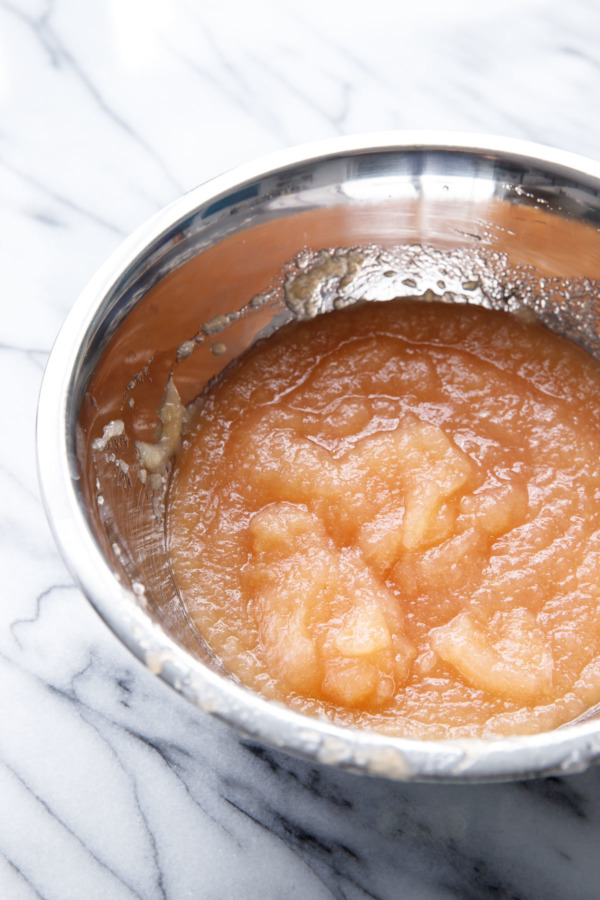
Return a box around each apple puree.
[167,299,600,738]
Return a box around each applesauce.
[167,299,600,738]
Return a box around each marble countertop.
[4,0,600,897]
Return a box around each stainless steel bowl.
[37,133,600,781]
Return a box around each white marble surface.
[5,0,600,897]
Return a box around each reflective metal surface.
[37,133,600,781]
